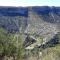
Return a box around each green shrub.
[0,28,25,60]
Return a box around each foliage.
[0,28,25,60]
[41,43,60,60]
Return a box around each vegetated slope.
[0,16,28,33]
[0,6,60,46]
[0,6,60,33]
[0,6,60,60]
[25,7,59,45]
[41,33,60,60]
[0,6,28,33]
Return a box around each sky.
[0,0,60,6]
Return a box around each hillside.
[0,6,60,60]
